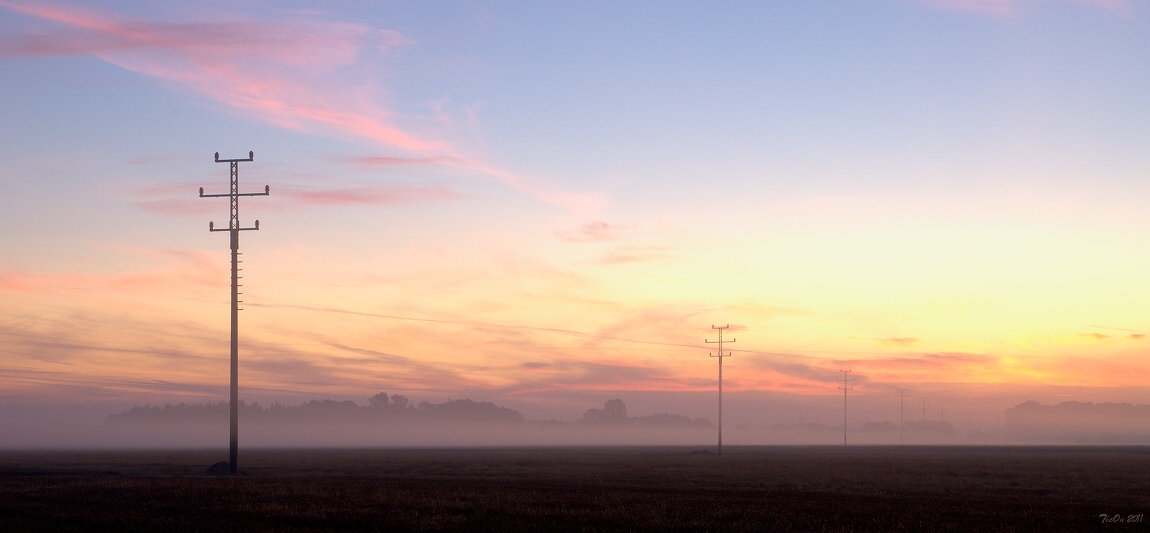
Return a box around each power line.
[837,369,856,446]
[705,325,734,456]
[896,387,910,446]
[199,151,269,475]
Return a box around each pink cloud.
[129,182,243,216]
[0,1,607,212]
[916,0,1018,15]
[279,184,467,206]
[556,221,635,243]
[130,180,465,214]
[0,1,440,153]
[915,0,1128,16]
[336,155,462,169]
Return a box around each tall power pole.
[199,151,269,475]
[705,325,734,455]
[837,370,856,446]
[896,388,910,446]
[919,397,929,445]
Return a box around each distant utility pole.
[919,397,929,445]
[939,402,946,442]
[837,370,855,446]
[896,388,910,446]
[199,151,269,475]
[705,325,734,455]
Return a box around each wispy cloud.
[498,360,679,395]
[1078,332,1111,340]
[556,221,636,243]
[0,248,223,293]
[336,155,608,212]
[0,1,603,212]
[915,0,1127,16]
[277,184,467,207]
[128,154,199,165]
[0,1,438,152]
[335,155,464,168]
[594,246,675,265]
[129,180,466,214]
[916,0,1018,15]
[878,337,920,347]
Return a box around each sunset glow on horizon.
[4,0,1150,429]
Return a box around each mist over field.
[6,389,1150,448]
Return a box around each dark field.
[1,446,1148,532]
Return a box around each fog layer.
[6,396,1150,448]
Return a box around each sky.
[3,0,1150,434]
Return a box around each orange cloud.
[1078,332,1111,340]
[0,248,224,293]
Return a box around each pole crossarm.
[215,150,255,163]
[705,324,735,455]
[200,187,270,198]
[197,150,269,476]
[208,220,260,232]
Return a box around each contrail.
[247,302,702,349]
[247,301,825,359]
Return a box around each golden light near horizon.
[2,0,1150,440]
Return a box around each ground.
[1,446,1147,532]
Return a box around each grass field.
[1,446,1147,532]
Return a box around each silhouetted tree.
[390,394,410,410]
[579,399,629,424]
[368,392,389,409]
[427,399,525,422]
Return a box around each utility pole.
[837,370,855,446]
[896,388,909,446]
[199,151,269,475]
[705,325,734,455]
[939,402,946,442]
[919,397,929,445]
